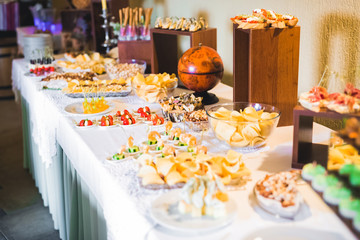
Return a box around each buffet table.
[12,58,357,240]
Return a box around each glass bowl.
[132,79,178,103]
[105,59,146,80]
[184,110,210,132]
[206,102,281,150]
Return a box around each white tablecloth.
[12,58,357,240]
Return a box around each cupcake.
[301,162,326,181]
[339,198,360,219]
[311,174,339,193]
[354,212,360,233]
[339,164,356,176]
[323,185,352,206]
[350,166,360,187]
[312,174,327,192]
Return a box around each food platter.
[65,89,131,98]
[64,101,114,116]
[150,190,237,233]
[242,226,346,240]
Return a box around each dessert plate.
[150,190,237,233]
[254,179,303,219]
[64,101,114,117]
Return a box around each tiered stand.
[233,25,300,126]
[150,28,217,74]
[292,105,360,169]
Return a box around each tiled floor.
[0,99,60,240]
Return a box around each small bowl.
[185,120,210,132]
[206,102,280,150]
[105,59,146,80]
[161,109,185,123]
[183,110,209,132]
[132,80,178,103]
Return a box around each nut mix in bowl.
[206,102,280,149]
[105,59,146,80]
[159,93,203,123]
[131,73,178,103]
[184,110,209,132]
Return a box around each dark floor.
[0,98,60,240]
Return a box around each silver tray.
[65,90,131,98]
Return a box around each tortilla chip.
[176,152,194,163]
[166,169,186,185]
[223,161,240,174]
[156,157,175,176]
[226,150,242,164]
[219,174,232,185]
[141,173,165,185]
[215,121,237,142]
[137,165,157,177]
[137,153,153,166]
[181,168,195,179]
[231,132,243,142]
[180,161,200,173]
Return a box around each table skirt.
[21,97,107,240]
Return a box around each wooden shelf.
[150,28,217,74]
[117,40,152,73]
[233,25,300,126]
[292,105,360,168]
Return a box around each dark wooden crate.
[150,28,217,75]
[233,25,300,126]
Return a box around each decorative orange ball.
[178,45,224,93]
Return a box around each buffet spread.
[11,8,360,240]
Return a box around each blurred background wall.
[128,0,360,93]
[15,0,360,92]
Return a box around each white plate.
[150,190,237,233]
[118,121,140,127]
[254,180,303,219]
[172,143,188,151]
[106,153,133,162]
[148,122,166,128]
[242,226,346,240]
[126,148,142,156]
[98,124,117,129]
[141,141,158,150]
[75,123,96,129]
[25,72,50,78]
[64,101,114,117]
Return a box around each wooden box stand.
[292,105,360,169]
[117,40,152,72]
[150,28,217,74]
[233,25,300,126]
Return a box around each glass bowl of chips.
[206,102,281,150]
[131,73,178,103]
